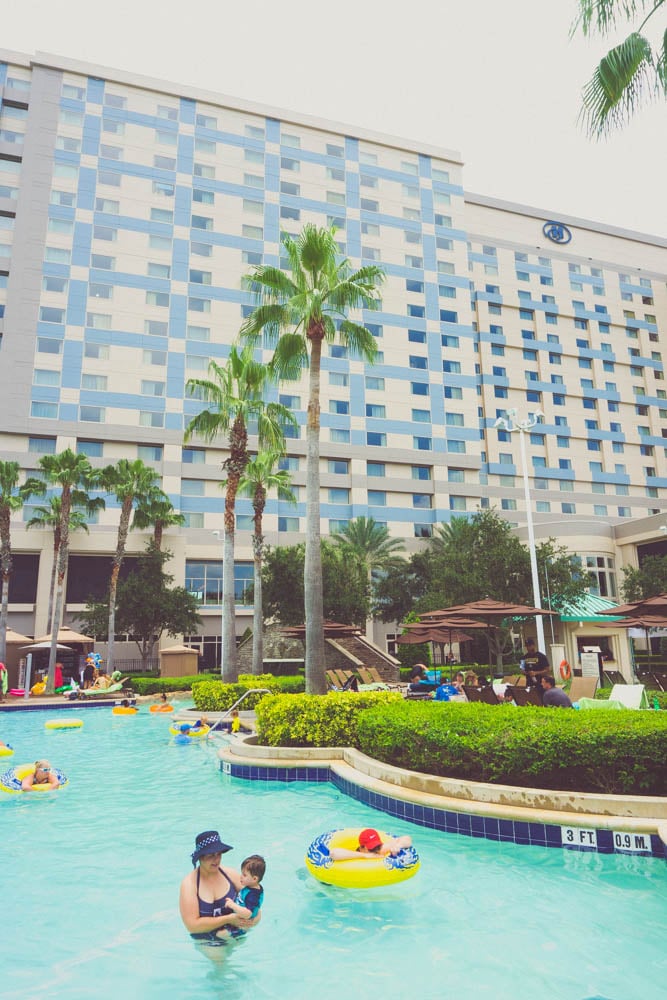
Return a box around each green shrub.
[125,674,219,695]
[355,701,667,795]
[255,691,402,747]
[191,673,305,712]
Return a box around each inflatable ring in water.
[149,704,174,713]
[169,723,210,738]
[45,718,83,730]
[0,763,68,793]
[112,706,138,715]
[305,828,420,889]
[0,744,14,757]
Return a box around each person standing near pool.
[0,661,8,702]
[520,637,550,690]
[179,831,261,953]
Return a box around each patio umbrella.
[417,598,556,670]
[33,626,94,644]
[20,641,74,652]
[598,594,667,617]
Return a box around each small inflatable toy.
[44,719,83,730]
[150,703,174,713]
[112,706,138,715]
[0,763,68,793]
[0,743,14,757]
[305,829,420,889]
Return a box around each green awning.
[556,593,621,624]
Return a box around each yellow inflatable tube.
[169,723,210,738]
[112,706,138,715]
[0,763,68,793]
[305,828,420,889]
[45,718,83,730]
[0,744,14,757]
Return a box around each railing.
[113,658,160,674]
[207,689,272,734]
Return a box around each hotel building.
[1,50,666,667]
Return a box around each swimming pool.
[2,707,665,1000]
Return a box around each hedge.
[255,691,402,747]
[192,673,305,712]
[125,674,220,695]
[356,701,667,795]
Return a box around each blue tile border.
[222,759,666,860]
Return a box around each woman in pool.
[21,760,60,791]
[179,830,260,954]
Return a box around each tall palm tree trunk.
[222,512,238,682]
[0,573,9,665]
[304,335,326,694]
[107,497,133,673]
[47,489,71,693]
[251,531,263,676]
[47,534,60,634]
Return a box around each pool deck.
[217,737,667,860]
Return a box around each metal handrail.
[207,688,272,734]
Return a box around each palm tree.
[238,450,296,675]
[572,0,667,137]
[100,459,160,672]
[430,517,473,557]
[331,516,405,635]
[132,491,185,550]
[0,461,46,664]
[184,345,295,682]
[241,224,385,694]
[38,450,102,692]
[26,497,92,633]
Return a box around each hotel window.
[365,403,385,418]
[80,406,105,422]
[368,491,386,506]
[367,461,386,478]
[413,494,432,509]
[367,432,386,447]
[412,409,430,423]
[414,436,432,451]
[139,411,165,428]
[330,400,349,415]
[278,516,300,532]
[84,343,109,360]
[328,459,349,475]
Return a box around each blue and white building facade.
[1,50,666,663]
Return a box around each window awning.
[556,593,622,623]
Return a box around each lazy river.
[1,706,665,1000]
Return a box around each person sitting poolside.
[541,676,573,708]
[328,827,413,861]
[21,759,60,791]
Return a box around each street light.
[212,529,224,670]
[494,407,546,652]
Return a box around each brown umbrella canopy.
[5,628,32,644]
[599,594,667,617]
[281,621,361,639]
[397,628,475,644]
[419,598,556,621]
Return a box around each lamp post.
[212,529,224,671]
[494,407,546,653]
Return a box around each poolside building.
[1,49,666,669]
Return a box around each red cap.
[358,828,382,851]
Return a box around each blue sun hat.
[191,830,233,866]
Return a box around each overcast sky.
[3,0,666,236]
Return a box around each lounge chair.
[568,677,598,703]
[509,686,542,707]
[356,667,400,691]
[463,685,482,702]
[479,685,500,705]
[609,683,648,709]
[80,679,129,697]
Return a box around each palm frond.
[580,31,657,135]
[242,266,298,302]
[337,319,380,362]
[270,332,309,380]
[572,0,648,37]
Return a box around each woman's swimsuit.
[190,867,234,945]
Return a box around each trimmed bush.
[356,701,667,795]
[192,673,305,712]
[125,674,220,695]
[255,691,402,747]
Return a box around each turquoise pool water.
[1,707,665,1000]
